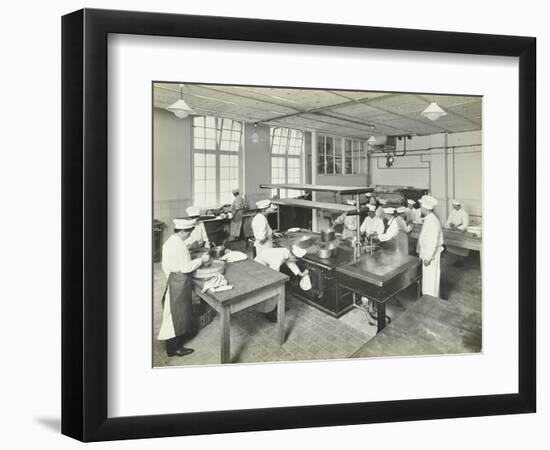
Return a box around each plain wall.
[370,130,482,223]
[154,112,275,227]
[153,108,193,227]
[243,123,272,206]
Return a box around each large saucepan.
[318,246,332,259]
[320,228,336,242]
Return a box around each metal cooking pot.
[327,240,339,256]
[320,229,336,242]
[318,246,332,259]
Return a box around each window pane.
[194,138,205,150]
[334,138,342,174]
[325,137,334,174]
[205,116,216,128]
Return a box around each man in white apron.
[333,199,359,240]
[395,206,412,255]
[185,206,211,249]
[158,218,209,357]
[445,199,470,265]
[405,199,417,224]
[360,204,384,238]
[417,195,444,297]
[229,188,247,241]
[378,207,399,251]
[251,199,309,321]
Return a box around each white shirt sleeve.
[378,219,399,242]
[334,213,345,226]
[252,214,272,243]
[360,217,368,234]
[457,210,469,231]
[418,214,443,261]
[200,222,210,247]
[161,236,202,278]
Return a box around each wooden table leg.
[277,284,286,346]
[377,302,386,333]
[220,306,231,363]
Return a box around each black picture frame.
[61,8,536,442]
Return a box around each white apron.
[422,248,442,297]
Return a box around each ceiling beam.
[316,111,417,135]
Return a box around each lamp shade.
[421,102,447,121]
[167,98,194,119]
[367,136,377,144]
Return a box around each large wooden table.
[193,259,289,364]
[409,223,482,251]
[353,294,482,357]
[409,223,482,267]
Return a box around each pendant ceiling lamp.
[249,123,260,143]
[421,100,447,121]
[367,136,377,144]
[167,84,194,119]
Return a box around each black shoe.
[167,347,194,357]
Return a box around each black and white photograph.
[152,83,482,367]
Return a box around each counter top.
[193,259,288,304]
[273,229,355,269]
[337,251,421,286]
[260,183,373,195]
[409,223,482,252]
[271,198,356,213]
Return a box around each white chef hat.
[365,192,373,197]
[291,244,307,258]
[368,204,376,212]
[232,188,240,194]
[173,218,196,230]
[407,199,416,205]
[452,199,461,206]
[384,207,395,214]
[397,206,407,214]
[256,199,271,209]
[346,199,356,206]
[420,195,438,210]
[379,198,387,205]
[185,206,201,217]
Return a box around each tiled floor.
[153,247,481,367]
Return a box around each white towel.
[220,250,248,263]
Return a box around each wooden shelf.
[271,198,355,212]
[260,183,373,195]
